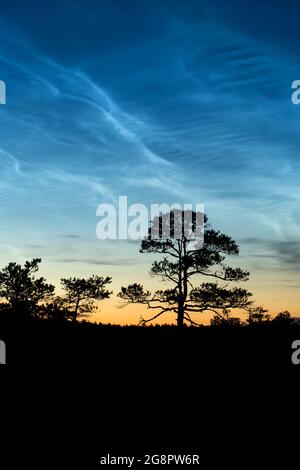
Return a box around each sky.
[0,0,300,324]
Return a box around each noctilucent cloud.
[0,0,300,322]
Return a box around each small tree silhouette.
[246,306,270,324]
[61,275,112,321]
[272,310,292,326]
[118,211,252,327]
[39,296,71,321]
[0,258,54,317]
[210,313,242,327]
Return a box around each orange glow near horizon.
[89,287,300,326]
[41,257,300,326]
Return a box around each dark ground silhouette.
[0,313,299,467]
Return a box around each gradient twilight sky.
[0,0,300,324]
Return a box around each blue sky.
[0,0,300,322]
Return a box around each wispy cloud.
[0,1,300,316]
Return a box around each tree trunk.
[73,294,80,322]
[177,301,184,328]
